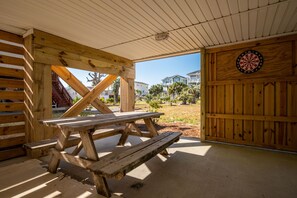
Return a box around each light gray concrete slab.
[1,135,297,198]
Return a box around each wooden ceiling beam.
[30,29,134,78]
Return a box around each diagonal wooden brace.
[61,74,117,117]
[51,65,112,114]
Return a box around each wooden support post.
[24,34,53,143]
[120,77,135,112]
[51,65,112,114]
[79,130,111,197]
[118,123,132,146]
[62,75,117,117]
[200,48,206,141]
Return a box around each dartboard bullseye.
[236,50,264,74]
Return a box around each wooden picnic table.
[40,111,181,197]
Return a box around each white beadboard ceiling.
[0,0,296,61]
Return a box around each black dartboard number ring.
[236,50,264,74]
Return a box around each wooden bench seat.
[88,132,181,179]
[24,125,124,158]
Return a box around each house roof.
[135,81,149,86]
[0,0,296,61]
[162,75,187,81]
[187,70,201,76]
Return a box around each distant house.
[161,75,187,92]
[187,70,200,86]
[67,81,149,100]
[135,81,149,96]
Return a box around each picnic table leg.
[48,129,71,173]
[79,130,111,197]
[144,118,169,155]
[117,123,131,146]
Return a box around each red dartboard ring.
[236,50,264,74]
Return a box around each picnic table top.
[40,111,164,132]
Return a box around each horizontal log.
[207,76,297,85]
[0,67,24,78]
[0,55,24,66]
[0,113,25,124]
[0,102,24,111]
[206,113,297,122]
[0,147,25,161]
[33,29,132,67]
[0,42,23,55]
[0,78,24,88]
[0,133,25,148]
[0,30,23,44]
[35,49,125,76]
[0,90,24,100]
[0,124,25,135]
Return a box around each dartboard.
[236,50,264,74]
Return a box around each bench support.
[48,129,71,173]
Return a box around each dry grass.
[135,101,200,125]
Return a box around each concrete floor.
[1,135,297,198]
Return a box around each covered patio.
[0,0,297,197]
[1,135,297,198]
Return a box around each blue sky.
[65,53,200,87]
[136,53,200,87]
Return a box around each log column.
[120,63,135,112]
[24,34,53,142]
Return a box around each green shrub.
[106,98,114,104]
[100,97,105,103]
